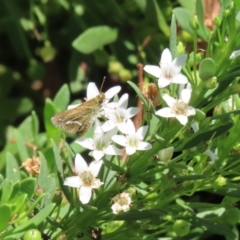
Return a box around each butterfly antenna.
[100,76,106,92]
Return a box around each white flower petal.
[64,176,81,188]
[136,126,148,140]
[75,154,88,173]
[126,119,136,135]
[79,186,92,204]
[87,82,99,100]
[162,94,176,108]
[101,120,116,132]
[93,150,104,161]
[161,48,172,64]
[75,138,94,150]
[112,135,127,147]
[180,89,191,104]
[89,160,103,176]
[155,108,175,118]
[187,106,196,116]
[118,94,129,109]
[158,78,171,88]
[126,146,136,155]
[230,50,240,59]
[117,122,128,134]
[144,65,161,78]
[137,142,152,151]
[173,54,187,68]
[105,86,121,100]
[104,145,123,156]
[172,74,188,84]
[205,149,218,161]
[125,107,140,119]
[176,115,188,125]
[191,122,199,133]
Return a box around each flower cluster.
[144,48,196,125]
[64,82,153,212]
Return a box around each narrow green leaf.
[6,152,20,182]
[38,152,49,191]
[19,178,36,199]
[190,217,236,239]
[196,0,209,40]
[51,139,63,174]
[127,81,148,107]
[14,129,29,162]
[152,0,170,37]
[1,179,13,204]
[31,111,39,142]
[41,174,56,206]
[9,203,56,234]
[169,14,177,58]
[44,98,62,142]
[0,204,12,232]
[72,26,118,54]
[53,84,70,111]
[11,194,27,215]
[114,209,166,220]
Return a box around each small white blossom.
[230,50,240,59]
[155,88,196,125]
[64,154,103,204]
[111,192,132,214]
[68,82,121,110]
[111,119,152,155]
[75,125,122,161]
[102,93,140,132]
[144,48,188,88]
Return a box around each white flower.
[144,48,188,88]
[155,88,196,125]
[102,93,140,132]
[68,82,121,110]
[64,154,103,204]
[111,119,152,155]
[230,50,240,59]
[111,192,132,214]
[75,125,122,161]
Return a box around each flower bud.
[204,76,217,89]
[190,16,199,31]
[173,219,190,237]
[215,176,227,187]
[214,17,221,27]
[108,61,123,74]
[177,42,185,55]
[158,147,174,162]
[119,69,132,82]
[23,229,42,240]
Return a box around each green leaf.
[195,0,209,40]
[152,0,170,37]
[51,139,63,174]
[44,98,61,142]
[6,152,20,182]
[19,178,36,199]
[31,111,39,142]
[14,129,29,162]
[190,217,236,239]
[114,209,166,220]
[9,203,56,234]
[53,84,70,111]
[41,174,57,206]
[11,194,27,215]
[169,14,177,58]
[199,58,216,80]
[38,152,49,191]
[0,204,12,232]
[72,26,118,54]
[206,183,240,198]
[1,179,13,204]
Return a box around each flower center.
[173,101,187,115]
[127,135,139,147]
[115,109,126,123]
[79,171,95,187]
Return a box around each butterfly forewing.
[51,93,105,136]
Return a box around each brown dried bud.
[142,83,161,107]
[22,157,41,176]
